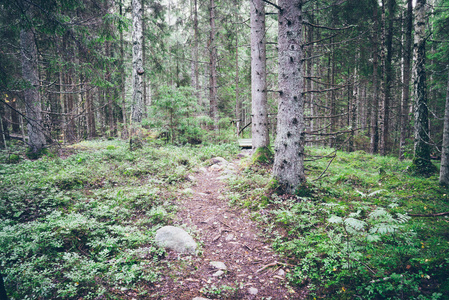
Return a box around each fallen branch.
[256,261,291,273]
[409,212,449,217]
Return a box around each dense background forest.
[1,0,449,299]
[1,0,448,162]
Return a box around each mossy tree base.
[251,146,273,165]
[409,157,437,177]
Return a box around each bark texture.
[439,71,449,185]
[370,6,379,154]
[209,0,218,130]
[273,0,306,193]
[251,0,269,149]
[20,28,46,152]
[132,0,143,123]
[399,0,413,160]
[411,0,436,176]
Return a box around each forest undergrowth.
[0,138,239,299]
[1,138,448,299]
[227,148,449,299]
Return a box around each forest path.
[152,155,307,299]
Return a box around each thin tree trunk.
[251,0,269,149]
[235,25,240,136]
[119,0,127,138]
[273,0,305,193]
[399,0,412,160]
[209,0,218,130]
[439,70,449,185]
[370,5,379,154]
[132,0,143,123]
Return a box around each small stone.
[225,234,234,241]
[199,167,207,173]
[278,269,285,276]
[248,287,258,295]
[212,270,224,277]
[210,261,227,270]
[211,157,228,165]
[192,297,211,300]
[209,164,223,172]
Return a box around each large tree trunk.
[251,0,269,149]
[20,28,46,152]
[209,0,218,130]
[131,0,143,123]
[273,0,306,193]
[411,0,436,176]
[439,71,449,185]
[399,0,413,160]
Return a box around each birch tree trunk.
[131,0,143,123]
[20,28,46,152]
[251,0,269,149]
[411,0,436,176]
[191,0,200,104]
[439,70,449,185]
[273,0,306,193]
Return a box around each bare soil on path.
[151,158,307,299]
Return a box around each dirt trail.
[151,157,307,299]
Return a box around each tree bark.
[439,70,449,185]
[191,0,200,104]
[399,0,412,160]
[20,27,46,152]
[273,0,306,193]
[209,0,218,130]
[380,0,395,155]
[370,5,379,154]
[132,0,143,123]
[120,0,127,138]
[411,0,436,176]
[251,0,269,149]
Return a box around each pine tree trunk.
[235,26,240,135]
[119,0,127,138]
[251,0,269,149]
[273,0,306,193]
[439,71,449,185]
[20,28,46,152]
[370,6,379,154]
[209,0,218,130]
[411,0,436,176]
[399,0,413,160]
[191,0,200,105]
[132,0,143,123]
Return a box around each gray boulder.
[155,226,197,254]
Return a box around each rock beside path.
[155,226,197,254]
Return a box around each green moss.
[106,145,116,150]
[25,147,48,160]
[409,157,438,177]
[9,154,20,164]
[251,146,273,165]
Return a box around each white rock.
[248,287,258,295]
[278,269,285,276]
[155,226,197,254]
[210,261,227,270]
[192,298,211,300]
[212,270,224,277]
[225,234,234,241]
